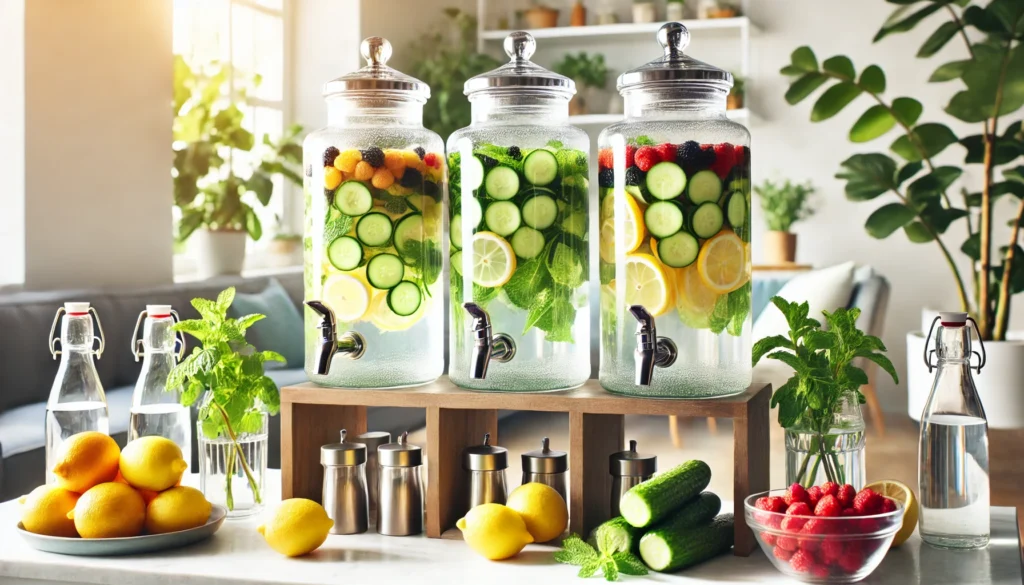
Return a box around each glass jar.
[597,23,751,398]
[197,394,268,518]
[784,392,866,489]
[302,37,444,389]
[448,32,591,392]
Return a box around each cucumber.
[619,460,712,528]
[334,181,373,216]
[690,202,724,239]
[644,201,685,239]
[327,236,363,271]
[366,253,405,290]
[687,170,723,205]
[484,166,520,200]
[406,194,430,212]
[588,517,642,555]
[462,155,485,191]
[521,194,558,230]
[386,281,422,316]
[726,191,746,228]
[355,212,393,247]
[645,161,687,201]
[523,149,558,186]
[625,185,646,204]
[561,210,587,238]
[450,214,464,250]
[657,231,700,268]
[450,250,463,275]
[484,200,521,237]
[649,492,721,533]
[639,514,734,573]
[510,226,546,259]
[393,213,425,257]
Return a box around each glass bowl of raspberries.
[744,483,903,583]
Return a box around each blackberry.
[323,146,340,167]
[675,141,702,167]
[361,146,385,167]
[400,167,424,188]
[323,187,335,206]
[413,146,426,160]
[598,168,614,188]
[624,166,643,186]
[700,146,717,169]
[506,145,522,160]
[424,180,441,199]
[478,155,498,169]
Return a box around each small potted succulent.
[754,178,816,264]
[728,75,745,110]
[525,1,559,28]
[552,52,609,116]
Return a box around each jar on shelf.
[597,23,752,398]
[448,32,591,392]
[302,37,445,389]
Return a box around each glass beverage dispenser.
[448,32,591,392]
[598,23,752,397]
[303,37,445,389]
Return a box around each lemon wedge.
[696,231,747,294]
[865,480,918,547]
[322,273,371,322]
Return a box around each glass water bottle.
[45,302,109,483]
[919,311,990,550]
[128,305,191,470]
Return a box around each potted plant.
[167,287,284,517]
[754,296,898,487]
[633,0,657,24]
[728,74,745,110]
[666,0,686,22]
[754,178,817,264]
[173,56,303,279]
[779,0,1024,428]
[552,52,609,116]
[525,1,559,28]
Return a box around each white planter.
[907,331,1024,429]
[192,229,246,279]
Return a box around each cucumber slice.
[510,226,546,259]
[687,170,723,205]
[463,197,482,228]
[393,213,425,257]
[327,236,363,271]
[484,200,521,237]
[520,194,558,230]
[366,253,405,290]
[644,201,685,239]
[645,162,688,201]
[461,155,485,191]
[355,212,393,247]
[690,202,725,239]
[657,232,700,268]
[726,191,746,228]
[450,250,463,275]
[561,210,587,238]
[484,166,520,200]
[386,281,422,316]
[523,149,558,186]
[450,214,464,250]
[333,181,373,216]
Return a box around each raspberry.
[807,486,822,508]
[785,483,809,506]
[413,146,426,159]
[837,550,865,574]
[811,564,831,578]
[777,536,799,552]
[802,518,828,535]
[655,142,676,163]
[625,144,636,168]
[821,539,845,564]
[821,482,840,497]
[766,496,787,513]
[323,146,340,167]
[354,160,374,181]
[506,145,522,160]
[634,146,659,172]
[762,533,777,546]
[423,152,440,169]
[598,148,613,170]
[837,484,856,507]
[624,166,643,186]
[881,497,898,514]
[361,146,385,168]
[755,497,773,511]
[598,168,614,188]
[781,515,808,532]
[798,535,821,553]
[709,143,736,179]
[789,550,815,573]
[371,167,395,189]
[815,495,843,517]
[772,545,793,561]
[853,489,883,516]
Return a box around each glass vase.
[197,399,269,519]
[784,392,866,489]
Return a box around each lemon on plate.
[19,484,80,537]
[119,436,189,492]
[470,232,516,288]
[321,273,371,322]
[146,486,212,535]
[696,231,747,294]
[258,498,333,557]
[456,503,534,561]
[70,482,146,539]
[505,483,568,543]
[620,254,673,316]
[51,431,121,493]
[865,479,918,547]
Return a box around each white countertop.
[1,472,1020,585]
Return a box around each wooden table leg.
[426,407,497,538]
[732,384,771,556]
[280,402,366,502]
[570,411,625,537]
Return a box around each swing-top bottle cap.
[146,305,173,318]
[64,302,90,315]
[939,312,968,326]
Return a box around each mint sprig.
[555,534,648,582]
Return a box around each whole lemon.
[506,483,568,543]
[51,431,120,493]
[257,499,333,557]
[145,486,212,534]
[456,503,534,560]
[19,485,80,537]
[70,482,146,538]
[119,436,189,492]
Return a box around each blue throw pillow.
[229,278,304,368]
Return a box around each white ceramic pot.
[192,229,246,279]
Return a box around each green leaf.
[891,97,924,127]
[785,73,829,105]
[578,560,602,578]
[850,105,896,143]
[964,4,1010,34]
[811,83,862,121]
[555,535,600,566]
[946,44,1024,123]
[960,133,1022,165]
[245,172,274,206]
[835,153,898,200]
[324,214,354,243]
[633,135,655,146]
[182,379,203,406]
[780,65,805,76]
[753,335,794,365]
[546,240,585,288]
[907,166,962,203]
[260,350,286,363]
[602,558,619,582]
[859,65,887,94]
[930,60,970,82]
[234,313,265,333]
[767,350,809,375]
[896,161,924,186]
[987,0,1024,34]
[844,364,870,387]
[803,330,835,352]
[891,123,958,162]
[612,552,648,576]
[192,298,222,322]
[858,351,900,384]
[216,287,236,313]
[236,409,265,434]
[823,56,856,80]
[919,202,968,233]
[875,3,944,42]
[918,21,960,58]
[791,46,819,72]
[1006,166,1024,184]
[865,203,917,238]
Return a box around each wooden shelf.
[570,108,751,126]
[479,17,756,43]
[753,263,813,272]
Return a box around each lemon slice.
[865,480,918,548]
[471,231,516,287]
[599,193,645,264]
[676,263,720,328]
[368,290,425,332]
[321,273,370,322]
[621,254,673,316]
[696,231,747,294]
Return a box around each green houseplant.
[552,52,609,115]
[728,74,746,110]
[754,179,817,264]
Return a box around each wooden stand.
[280,378,771,556]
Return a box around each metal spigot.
[464,302,515,379]
[629,305,677,386]
[305,300,366,374]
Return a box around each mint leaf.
[546,139,564,149]
[578,560,602,578]
[708,293,730,334]
[612,552,648,576]
[505,257,552,310]
[324,214,353,242]
[554,535,599,566]
[546,236,586,288]
[602,558,619,582]
[539,290,576,343]
[474,145,524,172]
[633,135,655,146]
[375,191,408,215]
[555,148,588,178]
[727,282,751,336]
[523,289,553,335]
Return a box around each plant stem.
[795,450,813,486]
[994,197,1024,340]
[214,402,262,505]
[944,4,976,61]
[806,456,822,488]
[225,447,235,511]
[987,36,1015,341]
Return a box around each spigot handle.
[629,305,657,349]
[629,305,677,386]
[464,302,492,338]
[306,300,337,329]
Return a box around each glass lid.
[617,22,733,94]
[464,31,575,98]
[323,37,430,102]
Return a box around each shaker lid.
[464,32,575,98]
[355,431,392,452]
[379,431,422,467]
[321,429,367,466]
[609,439,657,477]
[323,37,430,101]
[939,311,968,326]
[617,23,732,93]
[462,433,508,471]
[522,437,567,474]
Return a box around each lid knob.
[541,437,550,454]
[398,430,408,446]
[657,22,690,59]
[482,432,491,446]
[340,429,348,442]
[361,37,392,67]
[504,31,536,62]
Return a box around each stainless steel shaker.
[609,439,656,517]
[521,437,568,502]
[463,433,508,508]
[377,431,423,536]
[321,429,369,534]
[355,431,391,526]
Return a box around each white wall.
[0,0,26,287]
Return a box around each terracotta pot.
[727,93,744,110]
[570,0,586,26]
[707,7,738,18]
[569,96,586,116]
[525,7,559,28]
[764,231,797,264]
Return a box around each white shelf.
[570,108,751,126]
[480,17,755,42]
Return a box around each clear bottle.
[128,305,191,470]
[45,302,109,483]
[918,311,990,550]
